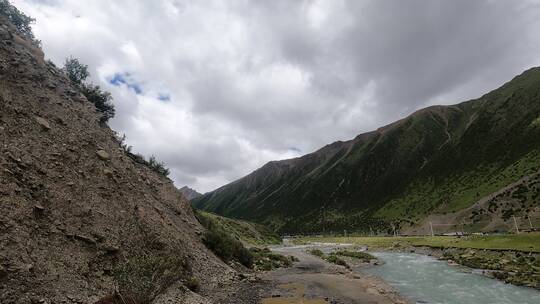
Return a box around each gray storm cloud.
[13,0,540,192]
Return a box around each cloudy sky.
[13,0,540,192]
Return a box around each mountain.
[0,13,241,303]
[180,186,202,200]
[193,67,540,234]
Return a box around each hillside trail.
[260,245,409,304]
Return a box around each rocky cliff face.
[0,16,236,304]
[194,67,540,234]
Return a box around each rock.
[103,169,113,177]
[33,205,45,213]
[34,116,50,130]
[21,264,34,272]
[102,245,120,254]
[73,234,96,245]
[96,150,110,160]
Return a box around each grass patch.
[196,210,253,267]
[334,250,376,262]
[196,211,280,246]
[184,276,200,292]
[325,254,350,268]
[250,247,296,271]
[297,233,540,252]
[308,249,324,257]
[308,249,350,269]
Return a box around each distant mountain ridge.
[193,67,540,234]
[180,186,202,200]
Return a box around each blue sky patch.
[109,72,143,95]
[157,93,171,101]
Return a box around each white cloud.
[12,0,540,192]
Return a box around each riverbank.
[293,234,540,289]
[363,251,540,304]
[260,245,410,304]
[294,233,540,252]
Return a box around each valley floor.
[258,245,408,304]
[295,232,540,252]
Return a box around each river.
[363,251,540,304]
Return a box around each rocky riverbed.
[259,245,409,304]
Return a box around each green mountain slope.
[195,211,281,246]
[193,67,540,234]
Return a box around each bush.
[81,84,115,122]
[308,249,324,257]
[117,134,170,177]
[308,249,350,269]
[113,253,189,304]
[196,211,253,268]
[184,276,200,292]
[128,153,170,177]
[334,250,376,262]
[147,155,170,177]
[63,56,89,86]
[0,0,38,43]
[202,226,253,267]
[326,254,350,269]
[63,56,116,123]
[250,247,295,271]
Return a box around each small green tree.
[62,56,116,123]
[81,84,115,122]
[0,0,37,42]
[148,155,171,177]
[63,56,89,86]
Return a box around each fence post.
[512,216,520,234]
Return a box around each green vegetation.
[442,250,539,288]
[63,57,116,123]
[308,249,324,257]
[0,0,38,44]
[117,134,171,177]
[184,276,200,292]
[112,253,189,304]
[196,211,253,267]
[325,254,349,268]
[297,233,540,252]
[250,247,296,271]
[196,211,280,246]
[196,211,294,271]
[377,149,540,220]
[308,248,350,269]
[334,250,376,262]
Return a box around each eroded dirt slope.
[0,16,236,304]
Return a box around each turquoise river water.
[363,252,540,304]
